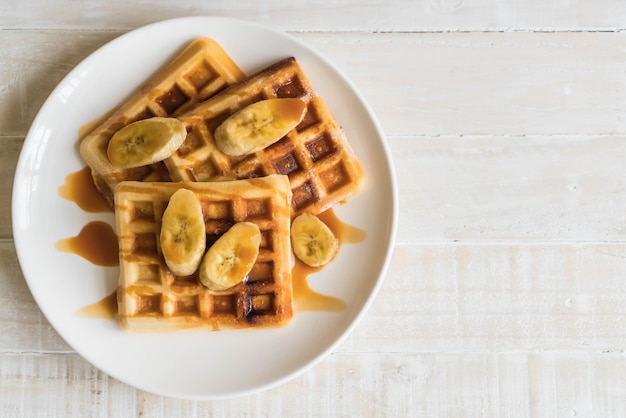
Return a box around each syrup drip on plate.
[292,208,366,312]
[292,261,346,312]
[55,221,119,267]
[58,166,111,213]
[318,208,367,246]
[76,290,117,320]
[57,163,119,319]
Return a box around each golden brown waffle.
[114,175,293,332]
[167,57,364,216]
[80,38,246,207]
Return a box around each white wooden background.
[3,0,626,416]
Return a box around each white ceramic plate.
[12,17,397,400]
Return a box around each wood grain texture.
[0,138,21,239]
[343,244,626,352]
[302,31,626,137]
[1,352,625,417]
[392,135,626,242]
[3,0,626,31]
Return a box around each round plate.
[12,16,397,400]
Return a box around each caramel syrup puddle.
[55,221,119,267]
[58,166,112,213]
[57,164,119,319]
[318,208,367,246]
[76,290,117,320]
[292,261,347,312]
[292,208,367,312]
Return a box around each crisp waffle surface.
[168,57,364,216]
[80,38,246,207]
[114,175,293,332]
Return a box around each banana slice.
[107,117,187,168]
[214,98,306,156]
[159,188,206,276]
[199,222,261,291]
[291,213,338,267]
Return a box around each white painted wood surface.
[3,1,626,416]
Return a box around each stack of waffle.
[79,37,364,331]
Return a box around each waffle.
[114,175,293,331]
[80,38,246,207]
[167,57,364,216]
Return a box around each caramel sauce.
[70,113,119,320]
[55,221,119,267]
[58,166,112,213]
[317,208,367,246]
[292,208,366,312]
[76,290,117,319]
[292,261,347,312]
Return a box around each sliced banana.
[214,98,306,156]
[107,117,187,168]
[291,213,338,267]
[160,188,206,276]
[199,222,261,291]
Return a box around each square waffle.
[80,38,246,207]
[114,175,293,331]
[167,57,364,216]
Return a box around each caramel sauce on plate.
[292,261,347,312]
[76,290,117,320]
[55,221,119,267]
[58,166,111,213]
[317,208,367,246]
[292,208,366,312]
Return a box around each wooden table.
[3,1,626,416]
